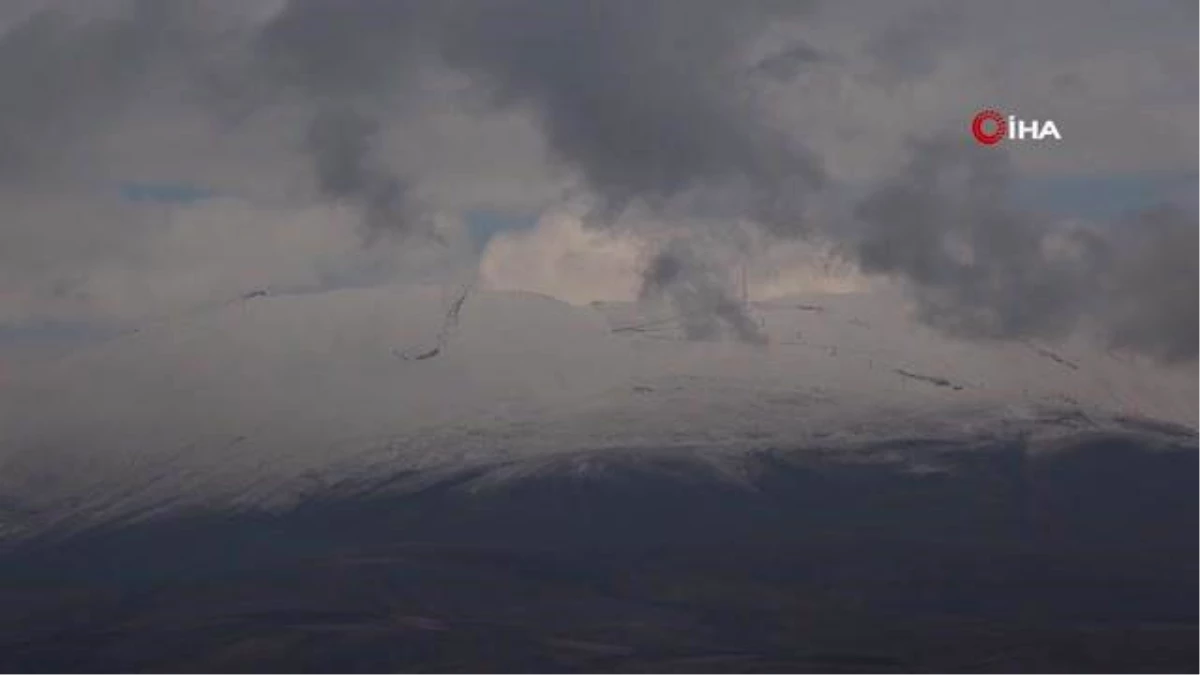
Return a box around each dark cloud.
[261,1,812,243]
[0,0,1192,360]
[0,2,191,183]
[252,1,435,240]
[852,137,1079,339]
[751,41,825,81]
[863,3,963,84]
[849,136,1197,361]
[250,0,829,330]
[0,1,432,239]
[435,0,825,230]
[1093,205,1198,362]
[304,106,422,240]
[254,0,427,102]
[254,0,825,240]
[640,239,766,345]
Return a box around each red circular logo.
[971,109,1006,145]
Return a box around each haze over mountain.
[0,1,1195,671]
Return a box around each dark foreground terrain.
[0,428,1196,672]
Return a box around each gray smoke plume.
[255,1,432,240]
[639,239,767,345]
[245,0,825,334]
[429,0,823,342]
[304,107,421,241]
[435,0,824,231]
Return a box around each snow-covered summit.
[0,283,1193,536]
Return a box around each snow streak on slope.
[0,286,630,534]
[0,285,1194,537]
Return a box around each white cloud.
[479,210,873,305]
[480,211,643,304]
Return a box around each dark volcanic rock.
[0,431,1195,672]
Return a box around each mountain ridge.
[0,285,1193,540]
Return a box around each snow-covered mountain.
[0,284,1194,538]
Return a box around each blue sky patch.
[0,320,112,348]
[1014,172,1197,221]
[119,181,217,205]
[465,210,539,251]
